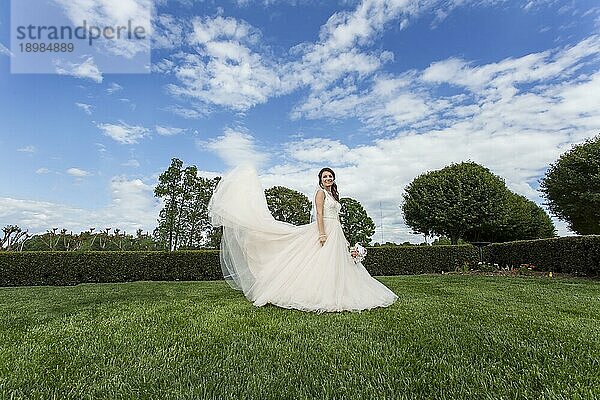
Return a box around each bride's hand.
[319,234,327,246]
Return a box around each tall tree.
[540,135,600,235]
[463,192,556,242]
[0,225,29,251]
[265,186,311,226]
[500,193,556,241]
[154,158,184,250]
[174,165,199,249]
[339,197,376,246]
[402,162,508,244]
[181,174,221,249]
[154,159,222,250]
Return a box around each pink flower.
[349,243,367,263]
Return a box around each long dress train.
[208,165,398,313]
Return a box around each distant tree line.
[1,227,160,252]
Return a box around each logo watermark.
[16,20,147,46]
[11,0,151,75]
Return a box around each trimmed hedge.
[484,235,600,277]
[363,245,480,276]
[0,251,221,286]
[1,236,598,286]
[0,246,480,287]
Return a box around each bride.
[208,164,398,313]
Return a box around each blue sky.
[0,0,599,243]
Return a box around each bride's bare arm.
[315,190,326,246]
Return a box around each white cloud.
[106,82,123,94]
[35,168,50,174]
[284,0,454,95]
[154,0,193,6]
[258,163,317,197]
[53,0,152,58]
[290,83,364,120]
[0,176,160,235]
[105,176,159,229]
[163,104,209,119]
[154,0,574,119]
[190,15,257,44]
[292,35,600,136]
[0,42,12,57]
[152,14,187,49]
[95,143,107,154]
[286,138,351,165]
[75,102,94,115]
[155,0,434,112]
[122,159,141,167]
[55,56,103,83]
[67,167,91,177]
[199,127,268,167]
[286,0,535,121]
[17,145,36,153]
[163,16,284,111]
[151,57,176,74]
[422,36,600,92]
[96,121,150,144]
[155,125,186,136]
[118,98,137,111]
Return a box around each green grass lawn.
[0,275,598,400]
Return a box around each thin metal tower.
[379,201,384,243]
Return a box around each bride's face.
[321,171,334,188]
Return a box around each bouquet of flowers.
[349,243,367,263]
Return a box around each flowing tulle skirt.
[208,165,398,313]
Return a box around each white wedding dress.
[208,165,398,313]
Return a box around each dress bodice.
[320,188,341,220]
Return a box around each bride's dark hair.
[318,167,339,202]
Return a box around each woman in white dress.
[208,164,398,313]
